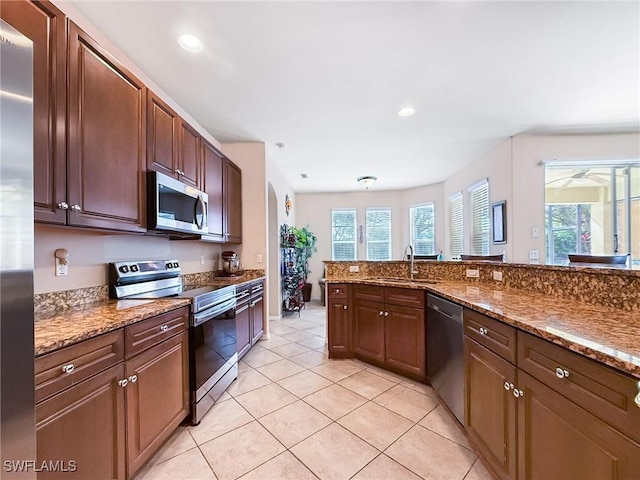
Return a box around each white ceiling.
[69,1,640,193]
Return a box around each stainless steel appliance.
[147,171,209,235]
[427,294,464,423]
[0,19,37,477]
[110,260,237,425]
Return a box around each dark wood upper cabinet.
[67,22,146,233]
[178,121,200,188]
[225,160,242,243]
[2,1,67,224]
[146,91,178,179]
[202,140,225,240]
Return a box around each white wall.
[34,226,221,294]
[296,185,444,298]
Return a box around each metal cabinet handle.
[343,305,347,310]
[118,379,128,387]
[384,311,389,317]
[174,169,181,175]
[379,311,384,316]
[504,381,514,391]
[335,289,341,294]
[555,367,570,379]
[513,389,524,398]
[128,375,138,383]
[57,202,69,210]
[479,327,488,335]
[160,324,169,332]
[61,364,75,374]
[71,204,82,212]
[634,381,640,408]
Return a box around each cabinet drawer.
[353,284,382,302]
[35,330,124,403]
[518,331,640,442]
[464,308,516,364]
[329,283,349,299]
[125,307,189,358]
[385,287,425,308]
[251,280,264,297]
[235,284,251,306]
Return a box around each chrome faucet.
[403,244,417,281]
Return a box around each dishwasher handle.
[427,294,463,322]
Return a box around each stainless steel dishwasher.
[426,294,464,423]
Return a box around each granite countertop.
[327,277,640,378]
[35,298,192,357]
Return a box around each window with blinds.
[366,208,392,260]
[449,193,463,257]
[331,209,357,260]
[469,180,490,255]
[410,203,435,255]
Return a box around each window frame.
[409,202,436,256]
[449,192,464,258]
[331,208,357,261]
[365,207,392,261]
[469,179,490,256]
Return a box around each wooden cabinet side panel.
[517,371,640,480]
[225,160,242,243]
[67,22,146,232]
[202,140,225,239]
[125,332,189,477]
[36,364,126,480]
[2,1,67,224]
[464,338,517,480]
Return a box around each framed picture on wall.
[492,200,506,244]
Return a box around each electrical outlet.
[200,255,205,265]
[349,265,359,273]
[55,258,68,276]
[256,254,263,263]
[466,269,480,278]
[529,249,539,260]
[492,270,503,281]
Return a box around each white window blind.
[449,193,463,257]
[469,180,490,255]
[366,208,392,260]
[410,203,435,255]
[331,209,357,260]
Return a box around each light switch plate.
[466,269,480,278]
[531,226,540,238]
[349,265,359,273]
[256,254,263,263]
[492,271,503,281]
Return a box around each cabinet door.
[146,91,178,179]
[225,160,242,243]
[328,299,351,358]
[67,22,146,233]
[125,332,189,477]
[464,338,517,480]
[36,364,126,480]
[517,370,640,480]
[202,140,225,240]
[251,294,264,345]
[385,305,425,380]
[178,121,200,188]
[353,300,385,364]
[2,1,67,224]
[235,302,251,359]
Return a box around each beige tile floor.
[134,302,493,480]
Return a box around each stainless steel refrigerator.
[0,18,36,479]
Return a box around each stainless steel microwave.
[147,171,208,235]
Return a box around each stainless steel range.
[109,260,238,425]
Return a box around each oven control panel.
[110,259,181,281]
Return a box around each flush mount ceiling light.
[357,175,377,190]
[397,106,416,117]
[178,34,203,52]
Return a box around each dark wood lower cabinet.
[125,331,189,477]
[385,304,425,380]
[236,280,265,360]
[236,300,251,359]
[36,364,126,480]
[352,300,385,364]
[251,293,264,344]
[327,298,350,357]
[517,371,640,480]
[464,338,516,480]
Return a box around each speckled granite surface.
[327,277,640,378]
[34,299,191,357]
[324,261,640,311]
[183,269,265,287]
[35,286,109,315]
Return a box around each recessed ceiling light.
[397,106,416,117]
[300,173,309,179]
[275,142,288,149]
[178,34,203,52]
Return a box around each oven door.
[147,171,208,235]
[190,300,237,403]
